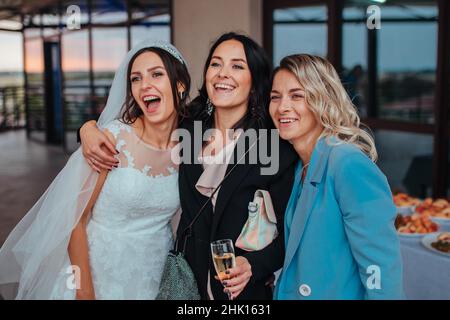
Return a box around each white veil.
[0,39,186,299]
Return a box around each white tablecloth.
[401,223,450,300]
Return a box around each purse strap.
[175,137,259,254]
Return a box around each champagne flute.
[211,239,236,300]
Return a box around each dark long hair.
[121,47,191,124]
[189,32,272,131]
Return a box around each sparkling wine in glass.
[211,239,236,299]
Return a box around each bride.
[0,40,190,299]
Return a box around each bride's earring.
[179,91,185,100]
[206,98,214,116]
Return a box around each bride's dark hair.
[121,47,191,124]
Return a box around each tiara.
[151,40,186,65]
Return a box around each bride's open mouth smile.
[142,94,161,113]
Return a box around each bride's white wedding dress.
[50,120,180,299]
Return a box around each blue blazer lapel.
[284,161,302,246]
[283,138,332,269]
[283,180,318,269]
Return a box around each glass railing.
[0,86,26,131]
[0,84,110,139]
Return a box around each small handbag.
[156,139,258,300]
[235,190,278,251]
[155,250,201,300]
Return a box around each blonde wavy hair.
[275,54,377,162]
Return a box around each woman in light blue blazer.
[269,54,404,300]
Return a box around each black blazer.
[177,120,297,300]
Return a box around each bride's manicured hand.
[217,256,252,300]
[80,120,119,172]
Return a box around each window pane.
[343,5,367,117]
[23,23,41,40]
[92,28,127,86]
[131,14,171,47]
[377,2,437,124]
[375,130,433,198]
[41,10,60,39]
[0,31,25,130]
[273,6,327,66]
[62,31,90,74]
[91,28,127,124]
[378,5,437,19]
[62,30,91,151]
[0,31,23,85]
[24,36,45,141]
[91,0,127,24]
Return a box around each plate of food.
[421,232,450,257]
[393,193,421,214]
[395,213,440,237]
[415,198,450,223]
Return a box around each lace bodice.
[91,120,180,231]
[51,120,180,300]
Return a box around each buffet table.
[401,223,450,300]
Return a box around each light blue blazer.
[274,137,404,300]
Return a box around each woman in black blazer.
[177,33,296,300]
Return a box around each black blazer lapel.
[183,161,204,186]
[211,160,254,240]
[210,131,258,240]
